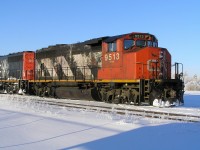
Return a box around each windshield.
[153,42,158,47]
[136,40,146,47]
[124,40,134,50]
[147,41,153,47]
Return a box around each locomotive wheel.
[50,87,56,98]
[149,89,161,105]
[37,88,43,97]
[113,98,120,104]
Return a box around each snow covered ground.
[0,92,200,150]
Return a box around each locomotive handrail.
[33,66,99,82]
[173,62,184,80]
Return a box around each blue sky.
[0,0,199,76]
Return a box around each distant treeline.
[183,73,200,91]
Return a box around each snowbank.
[185,91,200,95]
[0,93,200,150]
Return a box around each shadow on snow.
[63,122,200,150]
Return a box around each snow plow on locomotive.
[0,32,184,107]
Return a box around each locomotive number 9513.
[105,53,120,61]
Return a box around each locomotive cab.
[98,32,171,80]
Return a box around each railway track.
[1,94,200,122]
[33,99,200,122]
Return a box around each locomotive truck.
[0,32,184,107]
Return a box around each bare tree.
[185,74,200,91]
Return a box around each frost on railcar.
[0,53,22,93]
[7,52,23,80]
[35,37,106,81]
[0,55,9,80]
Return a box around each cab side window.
[108,42,116,52]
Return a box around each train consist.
[0,32,184,107]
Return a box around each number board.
[129,34,150,39]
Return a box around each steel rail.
[21,97,200,123]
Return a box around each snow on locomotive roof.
[36,32,157,53]
[36,37,107,53]
[83,36,109,45]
